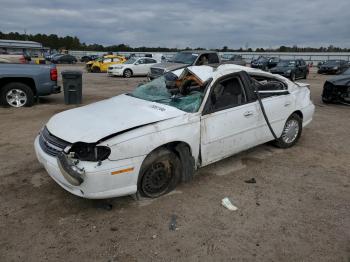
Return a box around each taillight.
[19,55,26,64]
[50,68,58,81]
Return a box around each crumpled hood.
[46,94,185,143]
[152,62,188,71]
[327,74,350,85]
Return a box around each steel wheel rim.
[6,89,27,107]
[281,119,299,144]
[142,161,173,196]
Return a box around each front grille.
[151,68,164,76]
[39,127,71,157]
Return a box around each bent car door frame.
[199,72,261,166]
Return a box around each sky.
[1,0,350,49]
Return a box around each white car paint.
[107,57,159,77]
[34,64,315,199]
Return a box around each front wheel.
[139,148,181,198]
[274,113,302,148]
[0,82,35,107]
[123,69,132,78]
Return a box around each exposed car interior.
[212,77,246,109]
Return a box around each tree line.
[1,31,349,52]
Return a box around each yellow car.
[87,55,126,73]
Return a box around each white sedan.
[34,65,315,199]
[107,57,159,78]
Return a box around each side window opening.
[196,54,209,65]
[208,53,220,64]
[211,77,247,111]
[250,75,288,98]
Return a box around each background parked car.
[80,55,99,62]
[108,57,159,78]
[45,53,61,62]
[220,54,247,66]
[267,57,280,68]
[318,60,349,74]
[322,67,350,104]
[250,56,270,70]
[270,59,309,81]
[51,54,77,64]
[88,55,126,73]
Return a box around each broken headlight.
[69,142,111,162]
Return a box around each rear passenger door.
[255,83,294,144]
[200,74,261,165]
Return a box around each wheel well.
[0,77,36,95]
[124,68,133,74]
[293,110,303,119]
[141,141,195,183]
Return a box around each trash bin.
[61,70,83,104]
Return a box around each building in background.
[0,39,49,57]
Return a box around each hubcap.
[6,89,27,107]
[142,161,172,196]
[281,119,299,144]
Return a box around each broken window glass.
[130,76,204,113]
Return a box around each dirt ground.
[0,64,349,262]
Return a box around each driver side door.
[133,59,148,75]
[200,74,260,165]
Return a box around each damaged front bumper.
[34,136,144,199]
[57,152,85,186]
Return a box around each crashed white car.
[34,64,315,199]
[107,57,159,78]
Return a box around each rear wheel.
[290,72,296,81]
[303,71,308,79]
[139,148,181,198]
[274,113,302,148]
[0,82,34,107]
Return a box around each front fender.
[100,115,201,165]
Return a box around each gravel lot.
[0,64,349,262]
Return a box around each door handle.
[244,111,254,117]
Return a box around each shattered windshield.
[169,52,198,64]
[129,75,204,113]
